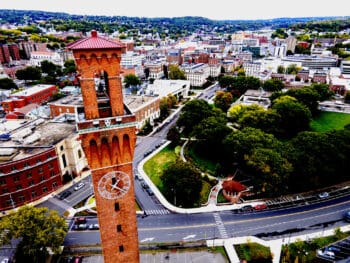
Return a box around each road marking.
[183,234,196,240]
[140,237,155,242]
[213,212,228,238]
[138,198,350,232]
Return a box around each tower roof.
[67,30,125,50]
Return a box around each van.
[74,217,86,225]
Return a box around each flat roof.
[11,85,55,97]
[0,119,76,163]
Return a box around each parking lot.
[317,237,350,261]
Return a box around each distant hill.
[0,9,349,33]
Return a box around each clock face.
[97,171,131,199]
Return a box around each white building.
[181,63,210,87]
[146,79,190,99]
[29,51,64,67]
[121,51,143,68]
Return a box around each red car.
[254,203,267,210]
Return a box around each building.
[68,30,140,263]
[0,119,81,211]
[243,61,262,77]
[147,79,190,99]
[182,63,210,87]
[340,59,350,75]
[1,84,58,113]
[0,44,20,64]
[143,61,164,80]
[29,51,64,67]
[120,51,143,68]
[124,94,160,130]
[19,41,47,60]
[282,55,338,70]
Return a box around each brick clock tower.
[68,31,139,263]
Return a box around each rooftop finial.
[91,30,98,38]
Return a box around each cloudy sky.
[0,0,349,20]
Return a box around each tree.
[223,127,281,165]
[0,206,67,263]
[40,60,59,77]
[63,59,77,74]
[161,160,202,207]
[168,64,186,80]
[229,76,261,95]
[311,83,334,101]
[285,87,320,115]
[245,148,293,196]
[214,91,233,112]
[15,66,42,83]
[0,78,17,90]
[262,79,284,92]
[191,114,231,159]
[277,65,285,74]
[271,95,311,138]
[177,99,213,135]
[218,75,235,90]
[123,73,141,88]
[166,125,181,146]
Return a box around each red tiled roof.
[67,30,125,50]
[222,180,246,193]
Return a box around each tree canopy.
[0,206,67,263]
[161,159,202,208]
[15,66,42,83]
[123,73,141,88]
[0,78,17,90]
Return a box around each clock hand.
[110,179,120,190]
[110,184,127,192]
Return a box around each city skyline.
[0,0,349,21]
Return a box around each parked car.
[344,211,350,222]
[58,190,72,200]
[141,182,149,189]
[240,205,253,212]
[74,256,83,263]
[146,188,154,196]
[254,203,267,211]
[318,192,329,199]
[74,217,87,225]
[88,223,99,230]
[74,224,87,230]
[74,182,85,191]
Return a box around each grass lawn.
[143,145,214,206]
[311,111,350,132]
[143,145,179,192]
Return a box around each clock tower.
[68,31,139,263]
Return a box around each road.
[39,83,350,248]
[64,193,350,246]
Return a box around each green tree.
[311,83,334,101]
[0,78,17,90]
[229,76,261,96]
[123,73,141,88]
[223,127,281,164]
[0,206,67,263]
[191,114,231,159]
[15,66,42,83]
[40,60,59,77]
[262,79,284,92]
[168,64,186,80]
[218,75,235,90]
[161,160,202,207]
[63,59,77,74]
[214,91,233,112]
[245,148,293,196]
[271,95,311,138]
[166,125,181,146]
[286,64,299,75]
[177,99,213,135]
[277,65,285,74]
[285,86,320,115]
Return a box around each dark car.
[146,188,154,196]
[344,211,350,222]
[240,205,253,212]
[58,190,71,200]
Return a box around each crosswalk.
[144,209,170,215]
[213,212,228,239]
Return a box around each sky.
[0,0,349,20]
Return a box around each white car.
[74,182,85,191]
[318,192,329,199]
